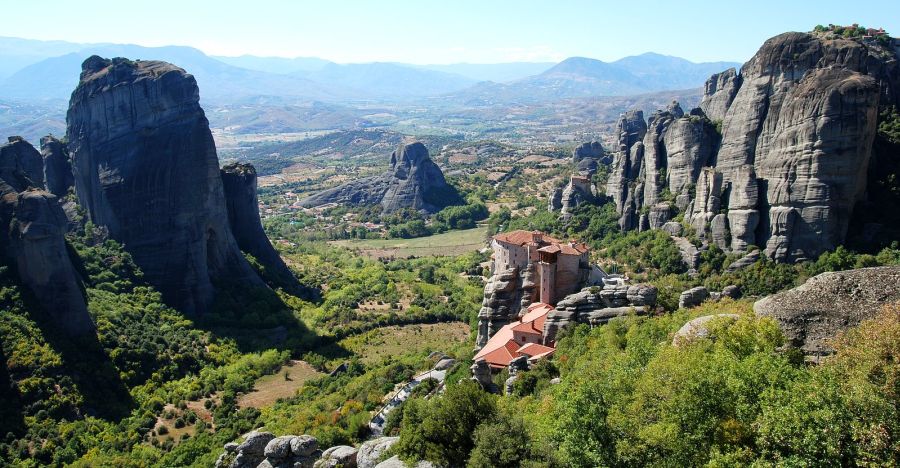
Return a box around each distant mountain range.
[446,54,741,104]
[0,36,740,104]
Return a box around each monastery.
[474,230,598,369]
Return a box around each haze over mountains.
[0,36,739,104]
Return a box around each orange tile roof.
[493,230,588,255]
[517,342,556,358]
[473,302,555,368]
[493,230,562,246]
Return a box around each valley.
[0,11,899,468]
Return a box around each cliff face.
[300,142,460,214]
[605,32,898,262]
[40,135,75,198]
[67,56,264,314]
[221,163,310,296]
[0,138,93,336]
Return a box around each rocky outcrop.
[0,136,44,191]
[678,286,710,309]
[558,175,595,215]
[67,56,265,314]
[357,437,399,468]
[572,141,610,175]
[300,142,460,214]
[604,31,900,263]
[543,283,657,343]
[216,432,321,468]
[754,266,900,358]
[699,68,741,122]
[40,136,74,198]
[2,189,94,335]
[221,163,309,296]
[475,267,525,348]
[0,137,93,336]
[672,314,741,346]
[314,446,358,468]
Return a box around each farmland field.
[330,226,489,259]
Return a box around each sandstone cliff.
[0,137,93,335]
[67,56,265,314]
[40,135,75,198]
[300,142,461,214]
[604,31,899,262]
[221,162,310,297]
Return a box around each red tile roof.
[473,302,556,368]
[493,230,588,255]
[517,342,556,359]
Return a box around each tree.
[396,380,497,466]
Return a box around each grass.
[330,226,489,259]
[237,360,323,409]
[339,322,472,364]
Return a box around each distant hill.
[611,52,741,90]
[0,44,353,103]
[213,55,334,74]
[414,62,555,82]
[0,36,97,80]
[447,54,741,103]
[298,62,477,98]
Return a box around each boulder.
[357,437,399,468]
[721,285,741,299]
[754,266,900,358]
[725,250,760,273]
[315,446,358,468]
[672,314,741,346]
[67,56,265,314]
[227,431,275,468]
[679,286,710,309]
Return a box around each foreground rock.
[216,432,321,468]
[754,266,900,358]
[300,142,460,214]
[672,314,741,346]
[357,437,399,468]
[314,445,358,467]
[0,137,93,336]
[67,56,265,314]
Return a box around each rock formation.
[678,286,710,309]
[357,437,399,468]
[0,137,93,336]
[40,136,74,198]
[543,283,658,343]
[67,56,265,314]
[221,163,309,296]
[0,136,44,191]
[754,266,900,359]
[604,31,900,263]
[300,142,460,214]
[672,314,741,346]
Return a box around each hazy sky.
[6,0,899,64]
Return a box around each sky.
[5,0,900,64]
